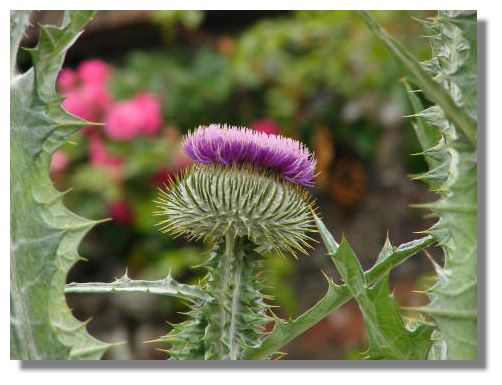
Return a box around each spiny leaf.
[10,11,30,76]
[415,11,477,360]
[10,10,111,359]
[370,10,478,359]
[331,238,433,360]
[401,78,445,178]
[243,215,434,359]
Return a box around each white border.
[2,2,501,383]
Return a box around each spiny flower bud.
[156,124,317,255]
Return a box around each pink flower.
[108,199,134,225]
[133,93,163,136]
[88,133,124,180]
[57,68,78,95]
[51,150,70,174]
[62,82,111,122]
[250,119,281,135]
[152,166,173,187]
[77,59,110,85]
[83,81,112,108]
[104,100,143,140]
[58,59,112,130]
[62,91,96,122]
[105,92,163,140]
[58,59,163,142]
[152,151,192,187]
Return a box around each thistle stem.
[163,236,269,360]
[216,233,233,358]
[202,235,268,359]
[218,233,245,360]
[228,236,244,360]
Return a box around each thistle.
[155,124,317,359]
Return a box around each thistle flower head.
[183,124,316,187]
[156,124,317,255]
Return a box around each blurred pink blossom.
[133,92,163,136]
[83,81,112,108]
[59,60,112,127]
[105,93,163,140]
[77,59,111,85]
[88,133,124,180]
[250,119,281,135]
[62,92,96,122]
[62,82,111,122]
[104,100,144,140]
[51,150,70,174]
[56,69,78,95]
[108,199,134,225]
[152,151,192,187]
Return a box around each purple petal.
[183,124,317,187]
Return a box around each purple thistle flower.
[183,124,317,187]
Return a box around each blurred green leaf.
[358,11,476,146]
[150,10,204,31]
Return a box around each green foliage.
[244,215,434,359]
[232,11,426,97]
[155,163,316,256]
[150,10,204,41]
[10,11,111,359]
[360,10,477,359]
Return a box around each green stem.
[160,237,269,360]
[228,238,244,359]
[203,235,252,359]
[64,274,210,303]
[211,236,272,360]
[216,233,234,358]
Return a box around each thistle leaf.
[10,10,111,359]
[362,10,478,359]
[10,11,30,75]
[415,11,478,360]
[331,239,433,360]
[401,78,445,178]
[243,215,434,359]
